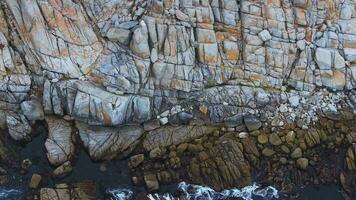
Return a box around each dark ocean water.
[0,128,345,200]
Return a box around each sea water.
[107,182,279,200]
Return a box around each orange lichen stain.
[249,74,263,81]
[326,0,338,20]
[225,48,239,61]
[204,54,217,64]
[216,32,225,41]
[267,0,281,7]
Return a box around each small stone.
[21,159,32,170]
[296,158,309,170]
[262,148,275,157]
[244,115,262,131]
[286,131,296,143]
[281,145,290,154]
[199,104,208,114]
[291,147,303,158]
[258,30,272,42]
[159,117,168,125]
[280,157,287,164]
[149,147,163,159]
[29,174,42,189]
[257,133,268,144]
[269,133,282,146]
[288,95,300,107]
[238,132,249,139]
[177,143,188,154]
[177,112,193,124]
[129,154,145,168]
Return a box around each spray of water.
[108,182,279,200]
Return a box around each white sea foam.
[108,182,279,200]
[107,188,134,200]
[0,188,22,199]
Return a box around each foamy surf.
[108,182,279,200]
[0,187,23,199]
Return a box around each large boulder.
[77,122,143,160]
[6,112,32,141]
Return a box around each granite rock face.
[0,0,356,196]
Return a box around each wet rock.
[347,132,356,143]
[177,112,193,124]
[40,181,97,200]
[45,117,74,166]
[224,114,244,128]
[188,136,251,190]
[286,131,296,143]
[21,158,32,170]
[6,112,32,141]
[345,145,356,170]
[257,133,269,144]
[29,174,42,189]
[244,115,262,131]
[291,147,302,159]
[144,173,159,191]
[296,158,309,170]
[269,133,282,146]
[53,161,72,177]
[143,125,217,151]
[262,148,275,157]
[305,129,321,147]
[143,119,160,131]
[129,154,145,168]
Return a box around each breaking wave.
[108,182,279,200]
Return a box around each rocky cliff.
[0,0,356,199]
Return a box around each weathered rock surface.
[0,0,356,197]
[77,122,143,160]
[45,117,74,166]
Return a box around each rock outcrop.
[0,0,356,198]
